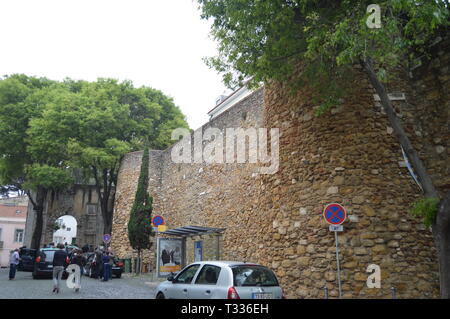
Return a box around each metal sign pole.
[323,203,346,299]
[335,230,342,298]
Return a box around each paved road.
[0,268,157,299]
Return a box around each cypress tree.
[128,147,153,273]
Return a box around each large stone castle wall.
[111,89,264,270]
[111,38,448,298]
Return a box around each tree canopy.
[0,74,189,246]
[198,0,449,98]
[0,75,72,194]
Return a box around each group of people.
[7,243,117,295]
[92,246,116,282]
[51,243,90,293]
[52,244,116,294]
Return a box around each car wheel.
[156,292,165,299]
[32,272,39,279]
[115,273,122,279]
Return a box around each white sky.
[0,0,230,130]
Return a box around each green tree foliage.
[0,75,74,248]
[127,147,153,272]
[0,75,59,186]
[198,0,448,98]
[410,197,440,227]
[0,74,188,247]
[64,79,187,234]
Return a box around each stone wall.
[110,150,163,271]
[111,38,449,298]
[258,67,440,299]
[111,89,264,270]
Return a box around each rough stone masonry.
[111,37,449,298]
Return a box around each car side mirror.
[167,272,175,282]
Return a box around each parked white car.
[154,261,285,299]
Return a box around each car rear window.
[20,249,36,257]
[232,265,279,287]
[42,250,55,261]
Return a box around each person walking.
[107,246,114,257]
[107,247,115,280]
[52,243,69,294]
[9,249,20,280]
[70,249,86,292]
[94,246,103,280]
[102,252,111,282]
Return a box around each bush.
[409,197,440,227]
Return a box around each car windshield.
[232,265,279,287]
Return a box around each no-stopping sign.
[323,203,346,225]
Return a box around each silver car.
[154,261,285,299]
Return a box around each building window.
[14,229,24,243]
[86,204,97,215]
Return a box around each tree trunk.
[137,249,141,275]
[100,195,113,235]
[433,191,450,298]
[360,58,438,198]
[361,58,449,298]
[92,166,116,237]
[29,186,48,250]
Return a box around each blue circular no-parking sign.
[103,234,111,244]
[152,215,165,227]
[323,203,346,225]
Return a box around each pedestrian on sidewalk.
[9,249,20,280]
[94,246,104,280]
[107,246,115,257]
[102,252,112,282]
[70,249,86,292]
[107,247,115,280]
[52,243,69,294]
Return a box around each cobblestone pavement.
[0,268,158,299]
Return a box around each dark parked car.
[83,252,124,278]
[32,248,69,279]
[18,248,37,272]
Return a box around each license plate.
[47,265,53,269]
[252,292,273,299]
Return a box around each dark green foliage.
[0,74,189,195]
[128,147,153,252]
[410,197,440,227]
[0,74,188,245]
[198,0,449,111]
